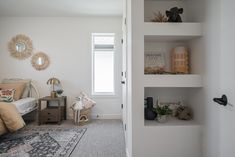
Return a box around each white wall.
[0,17,122,119]
[220,0,235,156]
[130,0,224,156]
[202,0,222,156]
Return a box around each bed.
[0,78,39,135]
[1,78,39,115]
[12,97,37,116]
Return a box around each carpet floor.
[70,119,126,157]
[28,119,126,157]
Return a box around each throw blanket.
[0,102,25,135]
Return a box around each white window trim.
[91,33,116,96]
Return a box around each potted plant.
[155,105,172,123]
[56,89,64,97]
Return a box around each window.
[92,33,115,95]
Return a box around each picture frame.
[144,52,166,74]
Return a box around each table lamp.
[47,77,60,98]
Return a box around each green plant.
[155,105,172,116]
[56,89,64,95]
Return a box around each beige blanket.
[0,102,25,135]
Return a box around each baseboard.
[91,114,121,119]
[126,148,130,157]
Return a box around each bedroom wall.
[0,17,122,119]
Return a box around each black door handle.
[213,95,233,107]
[121,81,125,84]
[213,95,228,106]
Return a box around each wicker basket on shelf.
[171,47,189,74]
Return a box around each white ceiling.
[0,0,123,17]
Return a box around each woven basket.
[79,108,91,125]
[73,108,92,126]
[171,47,189,74]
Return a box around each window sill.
[91,93,118,99]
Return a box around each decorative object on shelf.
[151,11,168,22]
[155,105,172,123]
[171,46,189,74]
[144,97,157,120]
[176,106,192,120]
[8,34,33,60]
[31,52,50,71]
[145,53,166,74]
[166,7,183,22]
[158,101,181,116]
[47,77,61,98]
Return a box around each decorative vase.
[157,115,168,123]
[144,97,157,120]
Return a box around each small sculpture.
[176,106,192,120]
[151,11,168,22]
[145,97,157,120]
[166,7,183,22]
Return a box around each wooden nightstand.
[38,96,67,125]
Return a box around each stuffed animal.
[166,7,183,22]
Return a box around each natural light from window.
[92,33,115,95]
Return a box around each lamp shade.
[47,77,60,85]
[47,77,60,98]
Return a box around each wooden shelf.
[144,23,202,42]
[144,74,202,87]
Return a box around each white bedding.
[12,98,37,115]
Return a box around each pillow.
[0,89,15,102]
[0,83,26,101]
[0,102,25,132]
[2,79,31,98]
[83,97,96,109]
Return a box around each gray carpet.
[28,119,126,157]
[70,119,126,157]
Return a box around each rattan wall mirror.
[31,52,50,71]
[8,34,33,60]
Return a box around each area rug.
[0,127,86,157]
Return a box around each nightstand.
[38,96,67,125]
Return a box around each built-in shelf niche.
[144,87,202,126]
[144,0,194,23]
[144,21,203,76]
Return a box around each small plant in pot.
[56,89,64,97]
[155,105,172,123]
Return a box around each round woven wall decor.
[8,34,33,60]
[31,52,50,71]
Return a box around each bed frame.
[2,78,40,121]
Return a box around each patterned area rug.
[0,127,86,157]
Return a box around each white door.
[122,0,127,140]
[220,1,235,156]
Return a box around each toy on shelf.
[166,7,184,22]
